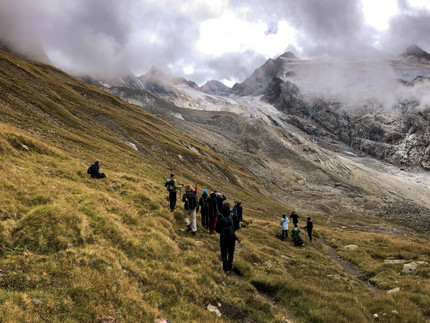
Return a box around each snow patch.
[171,113,185,120]
[124,141,138,151]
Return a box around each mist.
[1,0,430,86]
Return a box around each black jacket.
[208,192,218,214]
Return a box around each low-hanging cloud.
[1,0,430,85]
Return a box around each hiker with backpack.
[280,214,289,240]
[304,217,313,243]
[216,203,236,274]
[87,160,106,179]
[199,189,210,229]
[182,184,198,236]
[290,211,300,227]
[208,190,218,234]
[231,201,243,231]
[292,226,304,246]
[165,173,179,212]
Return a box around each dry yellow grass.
[1,49,430,322]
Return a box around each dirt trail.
[317,239,383,295]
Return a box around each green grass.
[1,49,430,322]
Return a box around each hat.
[217,192,221,196]
[203,189,208,194]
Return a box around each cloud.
[1,0,430,85]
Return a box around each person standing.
[231,201,243,231]
[290,211,300,227]
[216,203,236,274]
[280,214,289,240]
[199,189,210,229]
[165,173,179,212]
[182,184,198,236]
[216,192,226,212]
[208,191,218,234]
[304,217,313,243]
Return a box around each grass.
[1,49,430,322]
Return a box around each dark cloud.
[1,0,430,84]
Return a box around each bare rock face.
[200,80,231,96]
[263,76,430,169]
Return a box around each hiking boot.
[191,231,196,236]
[187,225,192,232]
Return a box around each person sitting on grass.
[87,160,106,179]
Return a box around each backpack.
[87,166,92,174]
[184,191,197,210]
[200,195,210,211]
[216,216,235,240]
[165,178,175,192]
[230,207,240,231]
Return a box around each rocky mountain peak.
[200,80,231,96]
[400,45,430,61]
[278,51,299,60]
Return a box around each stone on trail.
[281,255,291,260]
[344,244,358,250]
[31,298,42,305]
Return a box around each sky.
[0,0,430,86]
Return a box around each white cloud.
[361,0,398,30]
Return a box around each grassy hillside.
[1,50,430,322]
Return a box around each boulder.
[387,287,401,294]
[402,262,417,273]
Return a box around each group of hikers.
[279,212,313,246]
[87,163,313,275]
[165,173,242,274]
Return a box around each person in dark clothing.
[208,191,218,234]
[292,226,304,246]
[199,189,210,229]
[165,173,179,212]
[290,211,300,227]
[231,201,243,231]
[216,203,236,274]
[216,192,226,212]
[304,217,313,242]
[88,160,106,179]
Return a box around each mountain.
[400,44,430,63]
[3,48,429,321]
[200,80,232,96]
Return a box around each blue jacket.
[280,217,289,230]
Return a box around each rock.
[402,262,417,273]
[217,302,222,307]
[98,318,117,323]
[222,282,226,286]
[344,244,358,250]
[31,298,42,305]
[207,304,222,317]
[281,255,290,260]
[373,313,379,319]
[179,228,185,232]
[392,310,399,315]
[384,259,407,264]
[417,261,428,265]
[154,319,170,323]
[264,261,271,266]
[382,313,387,317]
[387,287,400,294]
[21,144,29,150]
[195,241,203,246]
